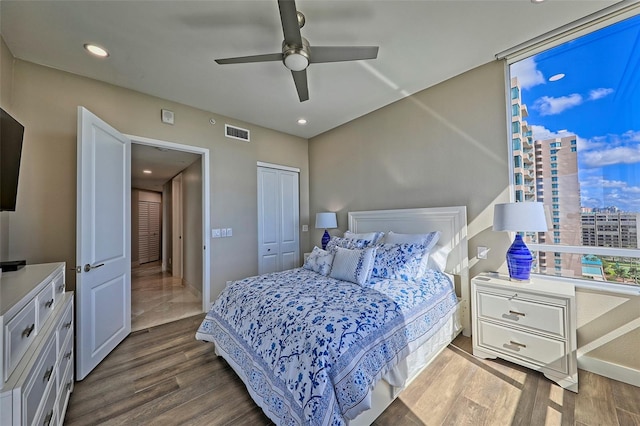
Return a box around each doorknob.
[84,263,105,272]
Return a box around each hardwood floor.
[66,314,640,425]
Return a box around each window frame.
[502,4,640,295]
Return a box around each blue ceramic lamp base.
[506,234,533,281]
[321,230,331,250]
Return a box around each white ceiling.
[0,0,619,189]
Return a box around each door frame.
[127,134,211,312]
[172,173,184,280]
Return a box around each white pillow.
[344,231,385,245]
[303,246,335,276]
[426,244,452,272]
[330,246,377,286]
[383,231,441,245]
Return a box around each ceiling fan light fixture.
[283,49,309,71]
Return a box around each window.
[515,173,523,185]
[509,12,640,288]
[512,121,521,134]
[512,104,520,117]
[513,138,521,151]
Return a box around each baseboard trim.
[578,355,640,387]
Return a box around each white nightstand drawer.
[477,321,568,374]
[477,291,566,338]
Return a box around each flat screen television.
[0,108,24,212]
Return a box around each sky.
[511,13,640,212]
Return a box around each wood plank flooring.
[66,314,640,425]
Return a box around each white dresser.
[0,263,74,425]
[471,273,578,392]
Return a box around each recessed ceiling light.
[531,0,545,3]
[84,43,109,58]
[297,118,308,125]
[143,170,152,174]
[549,73,565,82]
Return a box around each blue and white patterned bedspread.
[196,267,458,425]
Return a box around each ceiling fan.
[215,0,379,102]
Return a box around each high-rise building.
[535,135,582,277]
[582,211,640,248]
[510,78,536,203]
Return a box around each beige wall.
[309,60,639,376]
[0,41,309,304]
[0,37,15,260]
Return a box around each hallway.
[131,261,202,331]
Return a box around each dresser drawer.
[53,271,66,300]
[56,300,73,353]
[35,376,57,426]
[476,290,566,338]
[57,349,74,423]
[23,332,57,426]
[4,299,37,381]
[477,321,568,374]
[58,332,73,392]
[37,282,56,330]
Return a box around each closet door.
[257,166,299,275]
[138,200,161,264]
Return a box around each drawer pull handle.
[45,298,54,308]
[43,366,54,382]
[64,351,72,359]
[43,409,54,426]
[64,321,72,329]
[66,380,73,391]
[509,340,527,349]
[508,310,525,317]
[58,284,65,292]
[22,324,35,338]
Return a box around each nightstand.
[471,273,578,392]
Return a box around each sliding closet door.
[257,165,300,275]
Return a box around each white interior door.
[172,174,183,279]
[76,107,131,381]
[257,165,299,274]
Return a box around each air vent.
[225,124,250,142]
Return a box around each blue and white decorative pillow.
[371,243,428,281]
[329,246,377,285]
[372,232,441,281]
[303,246,335,276]
[325,236,371,252]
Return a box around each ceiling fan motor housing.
[282,38,310,71]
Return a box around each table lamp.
[315,212,337,250]
[493,202,548,281]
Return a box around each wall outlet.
[302,224,308,232]
[477,246,490,259]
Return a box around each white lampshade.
[315,212,337,229]
[493,202,548,232]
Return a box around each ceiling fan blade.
[278,0,302,46]
[215,53,283,65]
[291,70,309,102]
[310,46,379,64]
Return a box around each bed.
[196,206,470,425]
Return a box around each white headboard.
[348,206,470,336]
